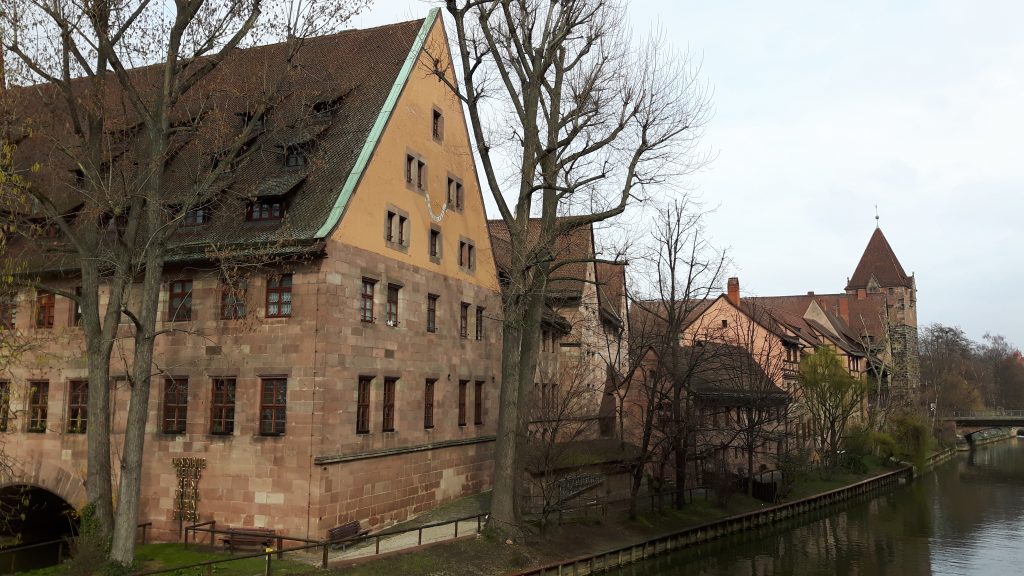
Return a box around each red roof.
[846,227,912,290]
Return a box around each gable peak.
[846,227,911,291]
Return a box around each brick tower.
[845,226,921,408]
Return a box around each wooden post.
[375,535,380,555]
[276,537,283,560]
[321,541,329,568]
[264,548,273,576]
[418,527,423,546]
[454,520,459,538]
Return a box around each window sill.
[385,240,410,254]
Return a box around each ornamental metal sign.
[172,457,206,522]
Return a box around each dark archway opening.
[0,485,79,573]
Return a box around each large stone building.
[0,10,504,541]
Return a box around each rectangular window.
[386,211,396,242]
[475,306,484,341]
[183,207,209,226]
[246,199,283,221]
[0,292,14,330]
[432,109,444,140]
[356,377,371,434]
[386,284,400,327]
[382,377,396,432]
[36,291,54,328]
[397,215,407,245]
[260,378,287,436]
[210,378,236,435]
[416,159,426,190]
[424,379,435,429]
[458,380,468,427]
[429,228,441,259]
[427,294,438,333]
[266,273,292,318]
[67,380,88,433]
[460,302,469,338]
[405,154,416,184]
[162,378,188,434]
[474,381,484,425]
[0,381,8,432]
[168,280,193,322]
[360,279,376,323]
[28,381,48,432]
[459,241,476,270]
[446,178,464,209]
[220,278,248,320]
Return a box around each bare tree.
[710,310,791,497]
[430,0,711,537]
[0,0,370,565]
[623,197,725,509]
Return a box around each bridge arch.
[0,459,87,513]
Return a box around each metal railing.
[949,410,1024,418]
[171,512,489,574]
[0,522,151,575]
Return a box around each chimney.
[727,277,740,305]
[839,297,849,323]
[807,291,815,296]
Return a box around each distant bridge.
[940,410,1024,427]
[939,411,1024,446]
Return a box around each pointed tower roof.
[846,227,912,290]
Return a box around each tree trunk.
[488,310,523,537]
[109,206,165,564]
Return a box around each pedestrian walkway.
[294,492,490,566]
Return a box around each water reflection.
[615,439,1024,575]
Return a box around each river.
[612,438,1024,575]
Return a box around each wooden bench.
[221,528,277,553]
[327,521,369,550]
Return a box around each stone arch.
[0,458,87,512]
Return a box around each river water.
[612,438,1024,576]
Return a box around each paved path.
[293,516,484,566]
[329,517,483,561]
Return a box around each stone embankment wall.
[512,466,915,576]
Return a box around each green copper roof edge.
[314,9,440,239]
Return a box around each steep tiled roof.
[6,17,426,266]
[846,227,912,290]
[595,261,626,325]
[679,342,789,404]
[487,218,594,300]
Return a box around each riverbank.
[17,457,908,576]
[331,457,903,576]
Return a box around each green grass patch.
[17,544,316,576]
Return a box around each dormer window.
[183,206,210,226]
[312,101,334,120]
[285,144,308,168]
[246,198,283,222]
[242,111,265,132]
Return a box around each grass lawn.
[18,543,317,576]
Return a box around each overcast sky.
[355,1,1024,348]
